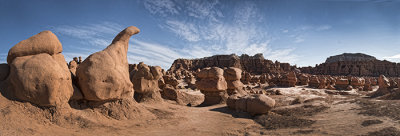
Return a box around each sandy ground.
[1,86,400,136]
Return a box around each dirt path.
[2,87,400,136]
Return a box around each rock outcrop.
[196,67,228,106]
[301,53,400,77]
[335,78,349,90]
[76,26,139,101]
[371,75,391,97]
[279,71,297,87]
[130,62,163,103]
[224,67,245,95]
[308,76,320,88]
[7,31,73,107]
[298,74,309,85]
[169,53,295,75]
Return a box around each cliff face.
[325,53,377,63]
[301,53,400,77]
[168,53,295,74]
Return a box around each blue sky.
[1,0,399,69]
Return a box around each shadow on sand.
[209,106,253,119]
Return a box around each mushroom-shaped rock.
[7,31,73,107]
[7,31,63,64]
[196,67,228,106]
[224,67,246,95]
[76,26,139,101]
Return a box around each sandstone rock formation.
[378,75,390,89]
[7,31,73,107]
[300,53,400,77]
[196,67,228,106]
[335,78,349,90]
[169,53,295,75]
[398,78,400,89]
[298,74,309,85]
[0,64,10,81]
[224,67,245,95]
[371,75,391,97]
[68,57,79,76]
[227,94,275,116]
[279,71,297,87]
[131,62,163,103]
[363,78,373,91]
[76,26,139,101]
[308,75,320,88]
[350,77,365,90]
[163,75,179,88]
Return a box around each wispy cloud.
[142,0,297,64]
[316,25,332,31]
[294,36,305,43]
[53,22,188,69]
[144,0,179,16]
[383,53,400,62]
[165,20,200,42]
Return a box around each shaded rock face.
[325,53,377,63]
[398,78,400,89]
[0,64,10,81]
[227,94,275,116]
[76,26,139,101]
[7,31,73,107]
[196,67,228,106]
[169,53,295,75]
[301,53,400,77]
[224,67,245,95]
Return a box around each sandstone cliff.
[168,53,295,74]
[301,53,400,77]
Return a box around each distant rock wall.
[168,53,295,74]
[301,53,400,77]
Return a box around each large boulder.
[7,31,73,107]
[7,31,63,64]
[227,94,275,116]
[196,67,228,106]
[76,26,139,101]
